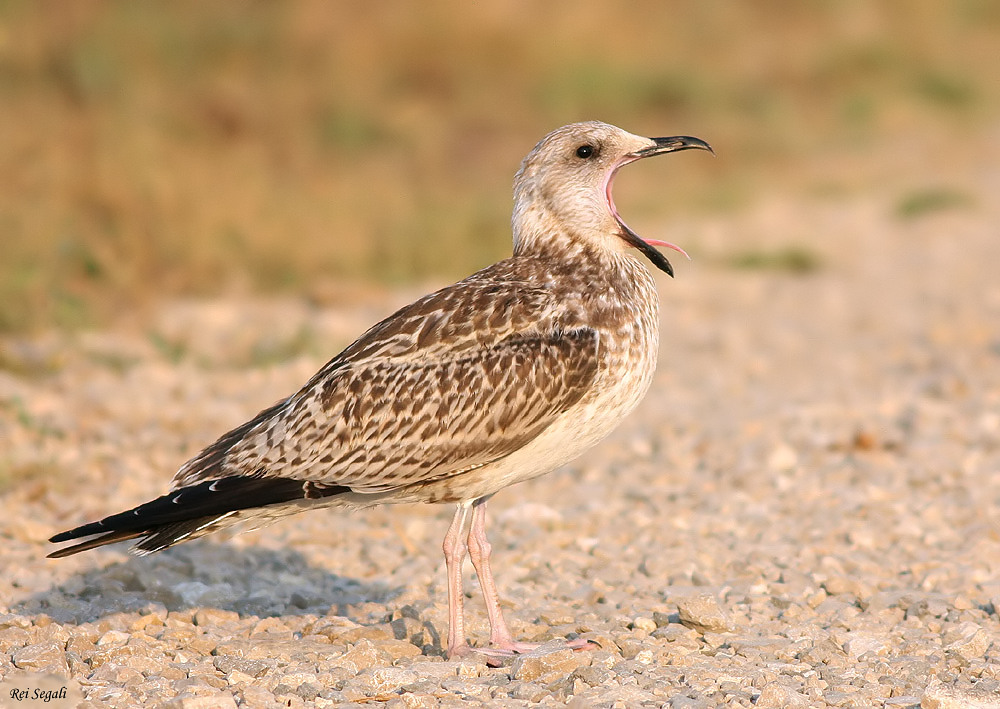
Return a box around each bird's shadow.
[16,542,405,627]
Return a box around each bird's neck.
[513,201,628,264]
[509,222,659,327]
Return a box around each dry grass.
[1,0,997,330]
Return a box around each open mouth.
[605,135,712,277]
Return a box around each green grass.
[728,246,823,274]
[895,187,974,219]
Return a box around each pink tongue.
[642,238,690,260]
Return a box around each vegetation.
[1,0,997,330]
[728,247,822,274]
[895,187,974,219]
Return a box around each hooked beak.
[609,135,713,277]
[633,135,714,159]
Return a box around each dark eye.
[575,144,596,159]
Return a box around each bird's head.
[512,121,712,277]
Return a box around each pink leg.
[442,502,472,658]
[466,496,598,659]
[466,497,539,654]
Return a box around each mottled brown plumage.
[49,121,711,659]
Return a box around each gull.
[48,121,712,659]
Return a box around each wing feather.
[170,268,599,494]
[226,329,598,492]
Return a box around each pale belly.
[408,338,659,504]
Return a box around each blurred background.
[1,0,997,331]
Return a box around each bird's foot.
[449,637,598,667]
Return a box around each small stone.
[702,632,730,650]
[652,625,700,644]
[380,638,423,658]
[632,617,656,633]
[866,590,909,612]
[315,667,355,688]
[193,608,241,627]
[571,664,613,687]
[539,610,575,625]
[921,679,1000,709]
[0,614,32,630]
[159,665,189,681]
[389,616,431,646]
[273,671,321,692]
[160,693,239,709]
[251,616,293,637]
[842,632,888,659]
[676,593,733,633]
[236,686,278,707]
[510,647,592,683]
[945,626,993,662]
[953,595,975,611]
[395,692,440,709]
[225,670,256,686]
[617,637,648,660]
[183,672,229,692]
[336,625,394,644]
[652,611,675,627]
[212,656,274,678]
[0,627,31,652]
[12,642,68,674]
[130,608,169,632]
[822,576,858,597]
[66,636,97,656]
[93,644,164,676]
[406,661,462,681]
[363,666,421,694]
[455,659,487,678]
[824,689,865,706]
[97,629,131,646]
[333,639,393,674]
[755,682,815,708]
[303,616,362,640]
[293,682,324,700]
[88,663,145,685]
[633,649,654,664]
[806,590,828,608]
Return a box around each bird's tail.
[48,475,349,558]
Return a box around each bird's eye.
[575,144,596,159]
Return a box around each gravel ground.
[2,186,1000,708]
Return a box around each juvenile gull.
[49,121,712,659]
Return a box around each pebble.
[12,642,68,674]
[509,646,592,683]
[841,632,888,659]
[97,629,131,646]
[161,694,238,709]
[676,593,734,633]
[921,679,1000,709]
[945,624,993,662]
[345,666,421,695]
[755,681,813,708]
[333,639,394,674]
[633,616,657,633]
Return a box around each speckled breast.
[418,254,662,503]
